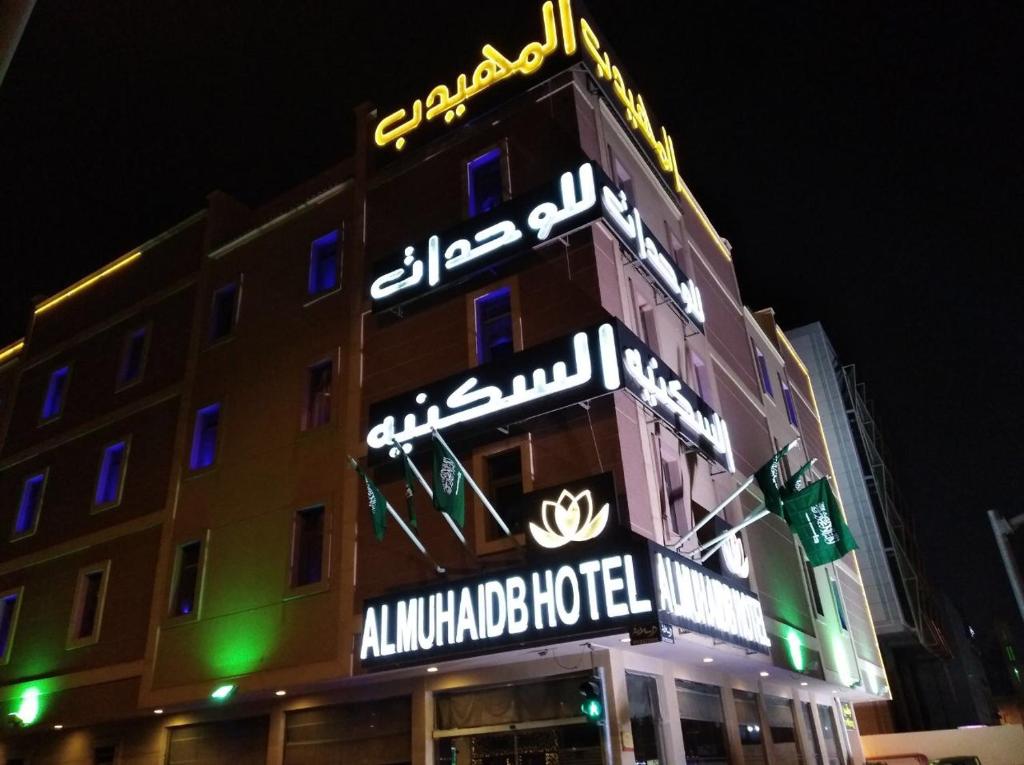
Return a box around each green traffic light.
[581,697,603,720]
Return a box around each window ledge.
[284,580,331,601]
[303,286,343,308]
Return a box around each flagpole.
[348,457,446,574]
[678,438,799,548]
[431,428,524,547]
[696,504,769,563]
[393,441,469,548]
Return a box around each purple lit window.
[467,148,503,217]
[0,592,19,660]
[782,380,799,426]
[753,345,773,397]
[171,541,201,617]
[41,366,69,420]
[308,230,341,295]
[474,287,513,364]
[95,441,127,507]
[190,404,220,470]
[292,505,325,587]
[117,327,148,387]
[209,282,238,342]
[13,473,45,537]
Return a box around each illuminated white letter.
[417,595,435,651]
[533,570,557,629]
[554,565,581,626]
[601,556,629,618]
[456,587,479,643]
[396,598,418,654]
[360,606,379,660]
[436,590,456,646]
[507,576,529,634]
[380,604,396,656]
[579,560,602,619]
[484,580,507,638]
[623,555,652,614]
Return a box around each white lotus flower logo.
[721,534,750,579]
[528,489,610,549]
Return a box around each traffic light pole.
[988,509,1024,627]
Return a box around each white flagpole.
[678,438,800,548]
[393,441,469,548]
[349,457,446,574]
[430,428,523,546]
[697,504,769,563]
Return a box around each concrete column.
[756,690,777,765]
[596,647,631,765]
[265,706,286,765]
[792,693,818,765]
[412,677,432,765]
[656,669,686,765]
[721,687,743,765]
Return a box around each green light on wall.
[11,687,41,725]
[210,684,236,701]
[786,631,805,672]
[832,634,856,686]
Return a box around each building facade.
[788,322,996,732]
[2,4,888,764]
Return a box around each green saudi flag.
[784,459,815,496]
[754,442,793,517]
[432,435,466,528]
[783,478,858,566]
[352,461,387,541]
[396,449,418,530]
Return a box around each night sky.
[2,2,1021,644]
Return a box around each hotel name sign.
[372,0,688,198]
[370,161,705,332]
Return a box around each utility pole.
[988,509,1024,627]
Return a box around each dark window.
[660,456,685,534]
[190,404,220,470]
[765,696,801,763]
[691,352,711,400]
[803,702,825,765]
[308,230,341,295]
[0,592,20,661]
[734,689,765,761]
[806,559,825,617]
[611,152,635,201]
[830,577,849,630]
[94,745,116,765]
[209,282,239,342]
[753,344,773,397]
[818,704,844,765]
[467,148,503,217]
[676,680,728,765]
[305,360,332,429]
[782,380,800,426]
[41,365,69,420]
[117,327,148,387]
[485,449,524,539]
[626,674,663,765]
[474,288,513,364]
[95,441,127,507]
[74,569,105,639]
[292,505,325,587]
[171,541,202,617]
[13,472,45,537]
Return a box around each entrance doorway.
[438,723,602,765]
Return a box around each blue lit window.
[0,591,21,662]
[782,379,799,427]
[171,541,201,617]
[467,148,503,217]
[474,287,513,364]
[94,441,128,508]
[209,282,239,342]
[40,366,70,421]
[13,472,45,538]
[189,404,220,470]
[752,345,773,398]
[308,230,341,295]
[117,327,148,388]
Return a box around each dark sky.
[2,2,1021,640]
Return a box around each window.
[189,404,220,470]
[68,563,109,647]
[752,343,773,397]
[0,588,22,663]
[803,703,825,765]
[209,281,239,342]
[291,505,326,588]
[782,378,800,426]
[805,559,825,618]
[626,674,663,765]
[733,689,766,764]
[676,680,728,765]
[474,287,513,364]
[40,365,70,421]
[304,360,332,429]
[117,326,149,388]
[94,440,128,509]
[93,745,116,765]
[308,229,341,295]
[660,452,686,535]
[484,449,525,540]
[764,696,802,765]
[610,149,635,201]
[466,148,504,217]
[12,471,46,539]
[830,577,849,630]
[818,704,845,765]
[690,350,711,400]
[170,540,202,617]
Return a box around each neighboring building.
[2,4,888,764]
[788,321,996,732]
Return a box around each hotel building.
[1,4,888,763]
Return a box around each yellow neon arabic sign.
[373,0,733,262]
[0,339,24,364]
